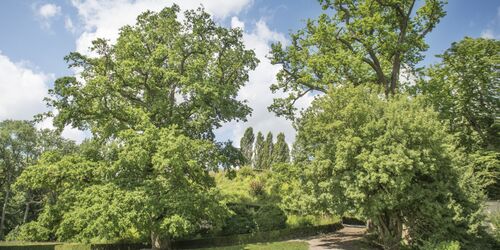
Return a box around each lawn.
[193,241,309,250]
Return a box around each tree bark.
[375,212,403,250]
[151,231,171,250]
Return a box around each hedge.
[0,223,343,250]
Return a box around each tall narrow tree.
[239,127,255,165]
[272,133,290,164]
[261,132,274,169]
[253,132,265,169]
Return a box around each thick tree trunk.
[0,188,10,239]
[151,231,171,250]
[374,212,403,250]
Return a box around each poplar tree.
[239,127,255,165]
[272,133,290,164]
[261,132,274,169]
[253,132,265,169]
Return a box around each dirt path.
[306,226,377,250]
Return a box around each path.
[306,226,377,250]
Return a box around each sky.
[0,0,499,145]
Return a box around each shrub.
[6,221,50,241]
[286,215,314,228]
[249,180,265,197]
[220,204,257,235]
[420,240,460,250]
[255,205,287,231]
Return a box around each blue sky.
[0,0,499,144]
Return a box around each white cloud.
[0,51,88,143]
[215,20,314,146]
[35,3,62,29]
[70,0,253,55]
[0,52,50,121]
[64,16,76,33]
[231,16,245,30]
[480,6,500,39]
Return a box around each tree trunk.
[151,231,171,250]
[0,188,10,239]
[23,200,30,224]
[374,212,403,250]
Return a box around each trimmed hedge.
[0,223,343,250]
[173,223,343,249]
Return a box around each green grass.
[193,241,309,250]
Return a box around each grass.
[192,241,309,250]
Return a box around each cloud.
[0,52,50,121]
[35,3,62,29]
[215,20,314,146]
[64,16,76,33]
[231,16,245,30]
[0,51,88,143]
[480,6,500,39]
[70,0,253,55]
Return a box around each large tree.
[419,37,500,151]
[292,86,485,249]
[419,37,500,199]
[15,5,258,250]
[0,121,37,239]
[269,0,446,118]
[239,127,255,165]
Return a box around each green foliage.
[240,128,255,165]
[420,241,460,250]
[269,0,446,118]
[419,37,500,151]
[220,204,257,236]
[271,133,290,165]
[13,5,258,248]
[6,221,50,241]
[255,205,287,232]
[253,132,265,170]
[46,5,258,140]
[292,86,485,249]
[259,133,274,170]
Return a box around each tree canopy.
[269,0,446,118]
[291,86,485,249]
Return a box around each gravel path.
[306,226,377,250]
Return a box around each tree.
[419,37,500,151]
[0,121,76,240]
[269,0,446,118]
[46,5,258,140]
[254,132,265,169]
[292,86,484,249]
[272,133,290,164]
[16,5,258,250]
[261,132,274,169]
[240,127,255,165]
[0,120,37,239]
[418,37,500,199]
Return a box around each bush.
[6,221,50,241]
[286,215,315,228]
[255,205,287,231]
[249,180,265,197]
[420,241,460,250]
[220,204,257,235]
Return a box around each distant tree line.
[239,127,290,169]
